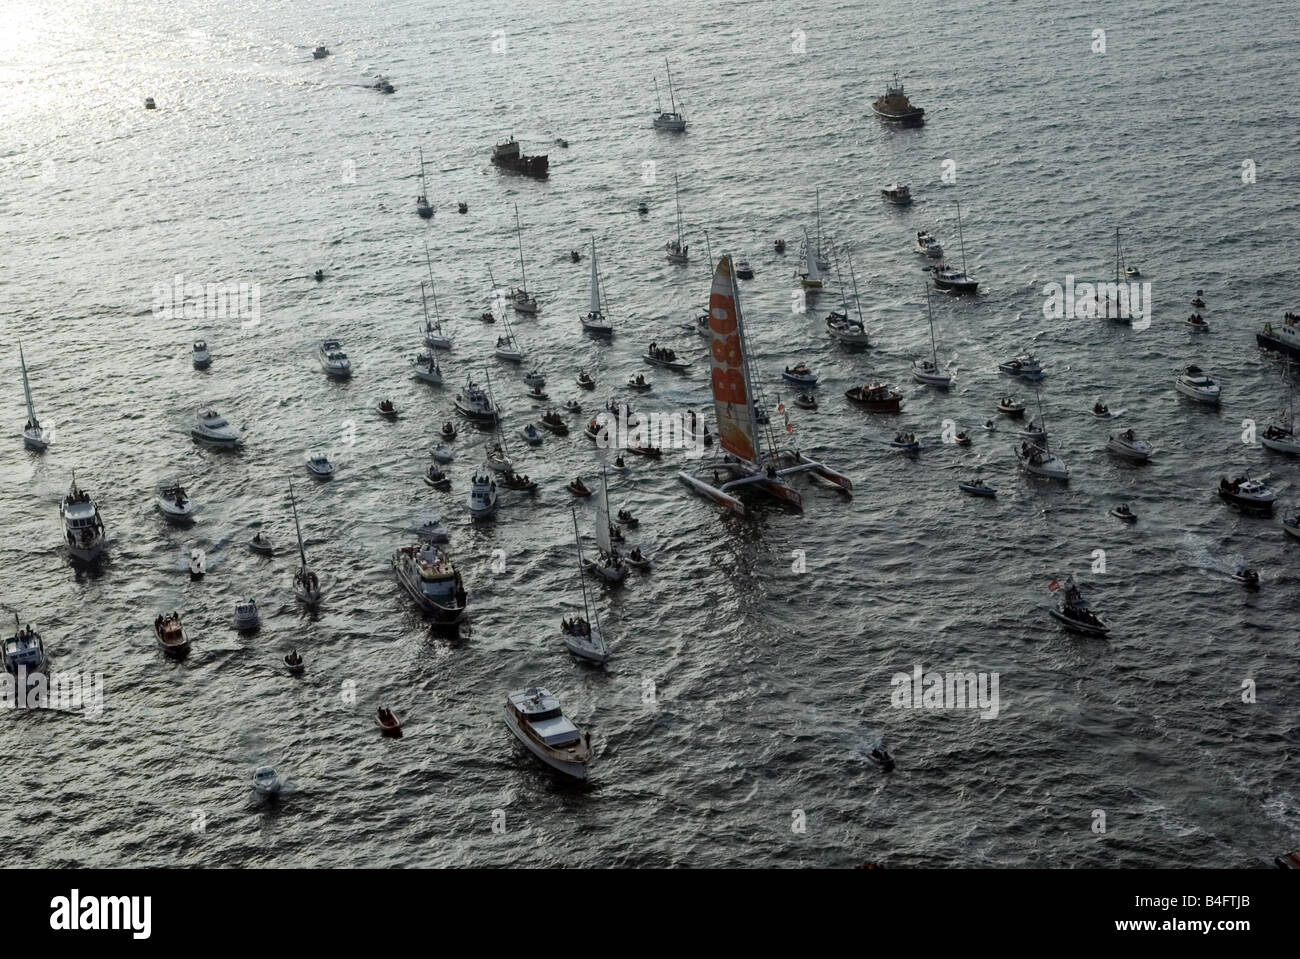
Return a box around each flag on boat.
[707,255,759,464]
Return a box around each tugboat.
[1048,576,1109,637]
[871,72,925,125]
[1219,474,1276,513]
[845,381,902,413]
[490,137,549,179]
[881,183,913,206]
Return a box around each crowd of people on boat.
[561,617,591,636]
[647,342,678,363]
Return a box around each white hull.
[1261,434,1300,454]
[1175,381,1220,404]
[192,428,241,445]
[911,367,952,388]
[583,558,627,583]
[1106,437,1152,461]
[582,316,613,336]
[424,333,452,349]
[502,708,589,780]
[564,627,609,664]
[412,365,444,384]
[23,428,49,451]
[495,347,524,363]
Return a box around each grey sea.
[0,0,1296,867]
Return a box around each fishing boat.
[305,453,335,478]
[289,480,323,606]
[1256,312,1300,361]
[1015,393,1068,481]
[797,229,823,290]
[154,612,191,656]
[420,265,452,349]
[1219,474,1276,513]
[1106,428,1152,462]
[233,598,261,631]
[318,339,352,378]
[453,373,500,423]
[191,409,241,446]
[1261,360,1300,453]
[998,352,1044,380]
[997,397,1025,418]
[564,507,611,664]
[60,473,106,561]
[1175,365,1221,404]
[18,344,51,451]
[1109,505,1137,524]
[539,409,569,435]
[914,231,943,258]
[871,72,925,125]
[958,479,997,497]
[312,44,328,59]
[881,183,913,206]
[490,136,548,178]
[250,530,275,555]
[581,237,614,336]
[665,174,689,264]
[644,342,692,371]
[192,340,212,369]
[252,766,282,796]
[156,483,194,521]
[931,201,979,294]
[467,469,498,519]
[411,351,443,384]
[415,147,433,218]
[846,381,902,412]
[651,59,687,132]
[678,254,852,516]
[782,363,818,386]
[1048,575,1109,637]
[377,399,398,419]
[510,204,539,313]
[4,615,47,677]
[392,543,468,621]
[503,687,592,780]
[912,287,953,388]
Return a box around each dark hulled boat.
[490,138,549,179]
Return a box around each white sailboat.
[416,147,432,219]
[1015,391,1069,481]
[19,343,51,451]
[289,480,322,606]
[511,203,538,313]
[494,311,524,363]
[422,242,451,349]
[677,255,853,515]
[911,287,953,387]
[665,174,688,264]
[564,507,610,663]
[581,237,614,336]
[585,465,626,582]
[651,60,687,132]
[1262,359,1300,453]
[485,374,515,474]
[826,253,870,347]
[797,229,823,290]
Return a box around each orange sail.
[707,256,759,464]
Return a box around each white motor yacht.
[1175,365,1221,404]
[391,543,467,622]
[468,469,498,519]
[1106,428,1152,462]
[60,475,106,561]
[191,409,241,446]
[318,339,352,378]
[503,687,592,780]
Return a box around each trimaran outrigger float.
[677,255,852,515]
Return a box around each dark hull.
[1257,331,1300,360]
[491,156,549,178]
[934,277,979,294]
[845,389,901,412]
[872,106,925,126]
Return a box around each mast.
[703,229,713,273]
[665,59,678,115]
[654,77,663,114]
[570,507,593,625]
[1114,227,1120,285]
[925,285,939,369]
[514,203,528,292]
[673,174,684,249]
[420,281,432,330]
[956,200,969,276]
[848,255,865,328]
[417,147,427,201]
[19,342,37,424]
[589,237,601,314]
[816,188,823,259]
[289,480,309,571]
[423,238,437,289]
[730,259,770,462]
[1035,387,1052,455]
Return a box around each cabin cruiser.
[156,484,194,521]
[998,352,1044,380]
[191,409,241,446]
[539,409,570,435]
[411,352,443,384]
[61,476,106,561]
[826,311,870,346]
[431,443,455,463]
[782,363,818,386]
[391,543,468,621]
[735,260,754,279]
[523,369,546,390]
[468,469,498,519]
[1049,578,1109,637]
[1256,312,1300,361]
[154,612,191,656]
[305,453,335,478]
[958,479,997,497]
[424,463,451,489]
[1175,365,1221,404]
[503,687,592,780]
[914,231,943,257]
[1186,312,1209,332]
[453,376,499,423]
[911,358,952,388]
[644,342,692,370]
[520,423,543,446]
[872,72,925,125]
[561,617,609,665]
[931,262,979,294]
[4,618,47,677]
[997,397,1026,418]
[233,598,261,631]
[1219,475,1276,512]
[844,381,901,412]
[1016,441,1069,481]
[192,340,212,369]
[1110,504,1137,523]
[318,339,352,378]
[881,183,913,206]
[1106,428,1152,462]
[253,766,282,796]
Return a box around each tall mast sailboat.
[665,174,688,263]
[584,464,627,581]
[652,60,687,132]
[289,480,323,605]
[1016,388,1069,481]
[931,200,979,294]
[581,237,614,336]
[1262,358,1300,453]
[797,228,823,290]
[689,229,714,338]
[1095,227,1134,324]
[415,147,432,218]
[677,255,852,516]
[511,203,539,313]
[19,343,50,451]
[911,286,953,388]
[563,507,610,663]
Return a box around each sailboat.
[1015,390,1069,481]
[411,283,444,384]
[289,480,323,606]
[511,204,539,313]
[678,255,853,516]
[651,60,687,132]
[1119,229,1141,277]
[494,311,524,363]
[415,147,432,218]
[564,507,610,663]
[797,229,823,290]
[1095,227,1133,323]
[1262,359,1300,453]
[912,287,953,387]
[581,237,614,336]
[826,252,870,347]
[485,375,515,473]
[422,241,451,348]
[931,201,979,294]
[19,343,50,451]
[585,465,626,582]
[665,174,688,264]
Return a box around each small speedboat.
[958,480,997,497]
[156,484,194,521]
[637,202,649,215]
[781,363,818,386]
[1106,429,1152,462]
[625,547,651,571]
[283,651,305,674]
[144,97,156,109]
[774,238,786,253]
[794,393,818,410]
[376,709,403,737]
[155,613,191,657]
[569,250,581,263]
[1219,475,1276,512]
[616,508,639,528]
[249,532,275,555]
[643,345,692,371]
[524,369,547,389]
[564,400,583,414]
[1186,313,1210,332]
[306,453,335,478]
[499,470,537,493]
[997,398,1026,419]
[377,399,398,419]
[416,518,451,543]
[627,374,652,392]
[997,353,1044,380]
[736,260,755,279]
[887,432,921,452]
[1109,504,1137,523]
[312,45,329,59]
[525,384,550,401]
[192,340,212,369]
[955,431,971,447]
[881,183,913,206]
[458,202,469,214]
[424,464,451,490]
[234,598,261,631]
[252,766,282,796]
[568,478,592,497]
[1090,401,1112,419]
[440,422,457,441]
[318,339,352,378]
[1232,566,1260,589]
[576,369,596,390]
[431,444,455,463]
[521,424,543,446]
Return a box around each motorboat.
[376,709,403,736]
[1016,441,1069,481]
[627,374,652,392]
[154,612,191,657]
[524,369,546,389]
[794,393,817,410]
[615,508,639,528]
[1175,365,1221,404]
[576,369,596,390]
[283,650,305,674]
[1048,577,1109,637]
[886,432,921,453]
[250,531,275,555]
[144,97,156,109]
[424,464,451,490]
[453,375,500,423]
[1090,401,1113,419]
[955,431,972,447]
[156,484,194,521]
[625,546,651,571]
[520,423,543,446]
[1016,420,1047,443]
[306,453,335,478]
[318,339,352,378]
[539,409,570,435]
[440,422,457,440]
[312,45,328,59]
[391,543,468,621]
[774,238,785,253]
[651,60,687,132]
[4,617,47,677]
[846,381,902,412]
[881,183,913,206]
[60,475,106,561]
[233,598,261,631]
[377,399,398,419]
[871,72,925,125]
[252,766,282,796]
[735,260,754,279]
[525,384,549,401]
[826,311,870,346]
[1106,428,1152,462]
[372,76,395,94]
[499,470,537,493]
[998,352,1044,380]
[1110,504,1137,523]
[503,687,592,780]
[18,344,51,451]
[931,262,979,294]
[1279,511,1300,541]
[431,444,455,464]
[914,231,943,257]
[997,397,1025,418]
[1190,290,1206,308]
[958,480,997,497]
[1219,475,1276,512]
[468,469,498,519]
[1186,313,1209,332]
[191,409,241,446]
[192,340,212,369]
[782,363,818,386]
[568,477,592,497]
[1231,565,1260,589]
[411,352,443,384]
[1256,312,1300,361]
[644,343,692,371]
[564,399,583,414]
[188,548,205,579]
